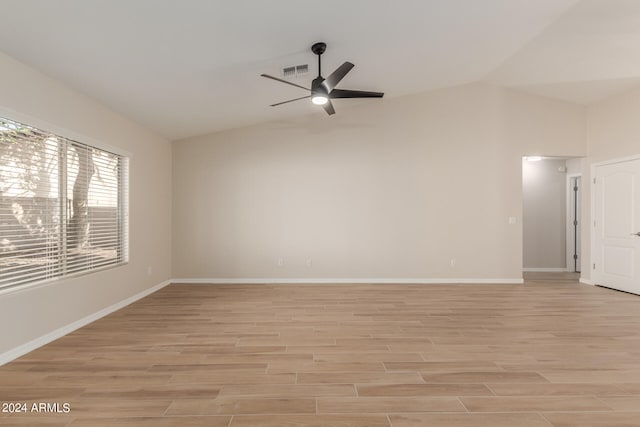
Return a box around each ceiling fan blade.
[329,89,384,99]
[323,62,354,91]
[270,95,311,107]
[261,74,310,91]
[322,99,335,115]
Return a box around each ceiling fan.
[261,42,384,115]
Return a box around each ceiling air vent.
[281,64,308,78]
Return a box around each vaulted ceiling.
[0,0,638,140]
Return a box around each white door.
[593,158,640,294]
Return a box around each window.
[0,116,129,290]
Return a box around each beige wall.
[580,87,640,281]
[502,90,586,157]
[522,158,568,269]
[566,157,583,175]
[173,83,585,281]
[587,87,640,162]
[0,52,172,355]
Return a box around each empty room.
[1,1,640,426]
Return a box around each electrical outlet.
[277,258,284,267]
[450,258,456,267]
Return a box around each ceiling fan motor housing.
[312,77,329,95]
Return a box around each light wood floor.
[2,280,640,426]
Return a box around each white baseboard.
[172,278,525,285]
[580,278,595,285]
[523,268,570,272]
[0,280,171,366]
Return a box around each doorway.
[522,156,582,283]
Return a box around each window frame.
[0,111,130,295]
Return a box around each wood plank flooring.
[1,280,640,426]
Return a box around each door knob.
[632,232,640,236]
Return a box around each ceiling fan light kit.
[311,95,328,105]
[261,42,384,115]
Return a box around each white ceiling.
[0,0,638,140]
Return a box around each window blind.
[0,116,128,290]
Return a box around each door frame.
[590,154,640,286]
[566,173,581,273]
